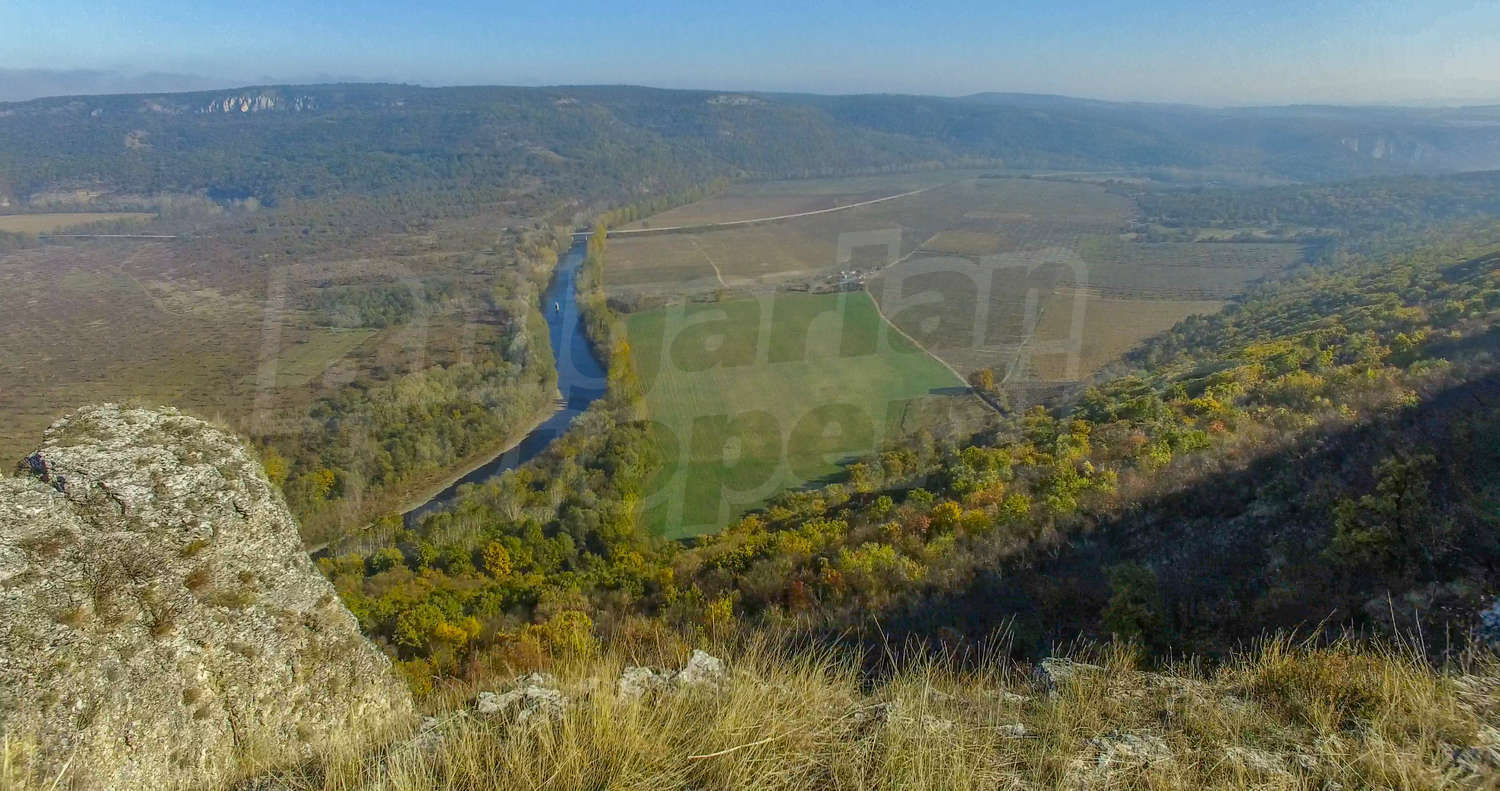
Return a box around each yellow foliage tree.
[481,541,513,579]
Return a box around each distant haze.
[0,69,234,103]
[3,0,1499,106]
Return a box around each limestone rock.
[616,650,726,701]
[917,714,955,734]
[674,649,726,691]
[1088,731,1174,770]
[0,405,413,789]
[475,673,567,724]
[617,666,673,700]
[1480,599,1500,651]
[850,701,906,729]
[1221,746,1289,777]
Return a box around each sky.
[3,0,1499,105]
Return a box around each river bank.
[388,399,558,517]
[401,239,606,525]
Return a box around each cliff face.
[0,405,413,789]
[198,90,317,114]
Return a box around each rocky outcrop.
[0,405,413,789]
[199,91,316,115]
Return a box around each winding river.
[403,240,605,524]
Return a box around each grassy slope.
[196,637,1499,791]
[628,291,963,537]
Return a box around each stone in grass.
[617,649,727,700]
[617,666,674,700]
[674,649,727,691]
[475,673,569,723]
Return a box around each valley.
[8,0,1500,782]
[4,82,1500,747]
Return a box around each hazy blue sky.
[4,0,1499,104]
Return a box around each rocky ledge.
[0,405,413,789]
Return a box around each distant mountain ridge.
[3,83,1500,210]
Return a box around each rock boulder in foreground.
[0,405,413,789]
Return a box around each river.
[403,240,606,524]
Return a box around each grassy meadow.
[627,291,973,538]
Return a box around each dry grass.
[921,230,1006,257]
[1,637,1466,790]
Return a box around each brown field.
[1070,237,1303,299]
[921,230,1005,256]
[621,194,860,229]
[0,212,155,233]
[0,241,264,458]
[605,176,1136,302]
[0,210,532,464]
[1028,288,1224,381]
[617,171,984,229]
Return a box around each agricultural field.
[0,212,154,233]
[610,172,1306,395]
[627,290,985,538]
[870,239,1303,384]
[1027,288,1225,381]
[616,171,979,230]
[1069,237,1304,299]
[603,174,1134,303]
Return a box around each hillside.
[4,86,1500,214]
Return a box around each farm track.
[578,183,947,239]
[862,285,1000,414]
[690,238,729,288]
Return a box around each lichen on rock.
[0,404,413,789]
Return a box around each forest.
[1132,170,1500,241]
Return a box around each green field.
[628,291,969,538]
